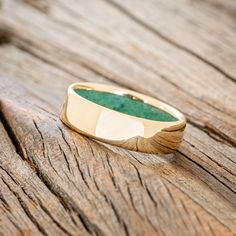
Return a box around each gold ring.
[60,82,186,154]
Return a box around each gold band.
[60,83,186,154]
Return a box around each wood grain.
[1,0,236,145]
[0,0,236,235]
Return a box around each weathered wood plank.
[0,122,88,236]
[107,0,236,81]
[51,0,236,113]
[0,45,236,233]
[1,0,236,146]
[0,74,235,235]
[0,0,236,235]
[0,0,236,202]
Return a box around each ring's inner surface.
[75,88,178,122]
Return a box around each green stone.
[75,89,178,122]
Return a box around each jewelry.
[60,83,186,154]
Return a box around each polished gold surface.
[60,83,186,154]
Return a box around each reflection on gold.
[96,110,144,140]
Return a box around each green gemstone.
[75,89,178,122]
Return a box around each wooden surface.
[0,0,236,235]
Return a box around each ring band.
[60,83,186,154]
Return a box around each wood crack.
[24,0,50,13]
[0,107,24,158]
[92,176,129,235]
[178,151,236,196]
[104,0,236,83]
[127,185,144,221]
[187,119,235,147]
[57,142,72,174]
[1,177,48,236]
[8,34,236,146]
[0,106,103,235]
[0,28,11,46]
[12,43,87,82]
[49,5,236,120]
[32,119,62,177]
[185,139,236,179]
[35,197,73,236]
[130,163,144,187]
